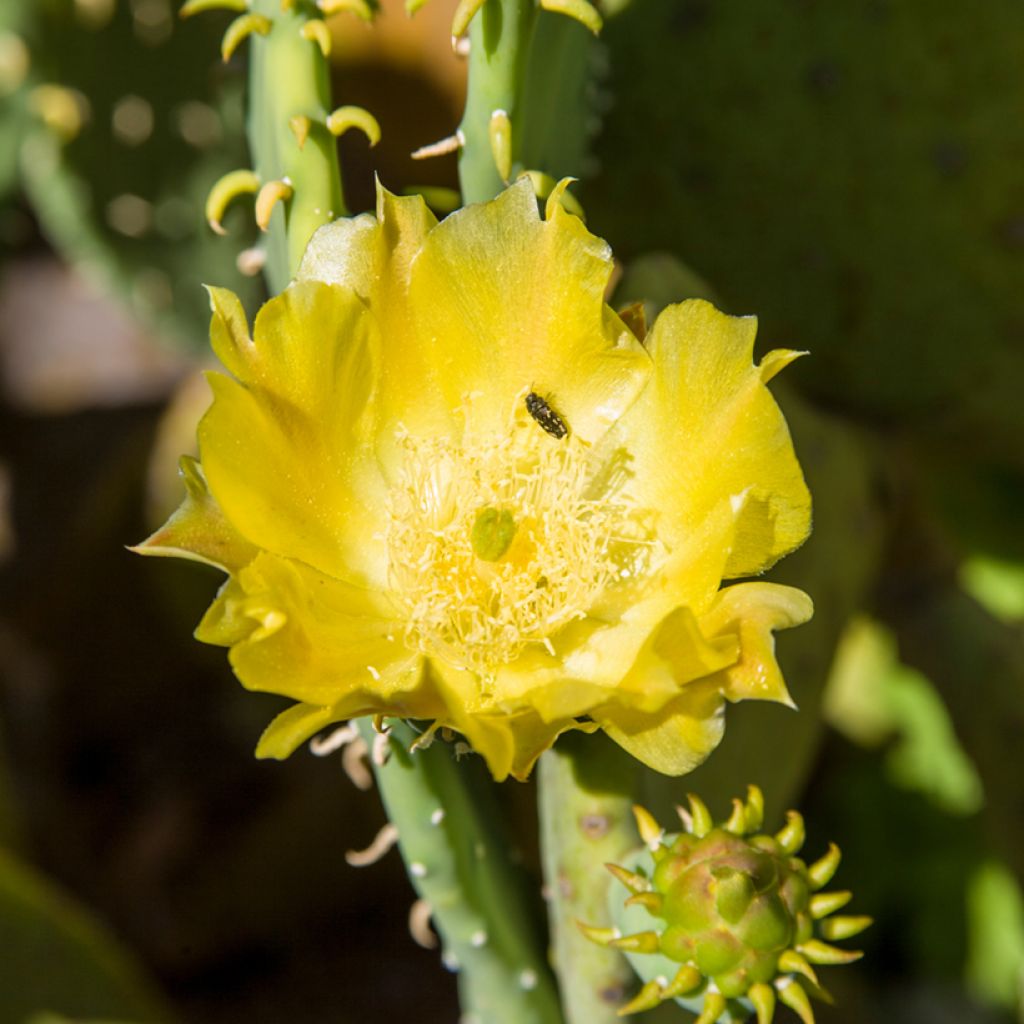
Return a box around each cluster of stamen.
[386,422,656,674]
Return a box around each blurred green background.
[0,0,1022,1022]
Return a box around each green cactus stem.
[457,0,538,204]
[583,787,870,1022]
[246,0,347,293]
[538,733,641,1024]
[456,0,604,205]
[357,719,563,1024]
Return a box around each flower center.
[386,425,658,673]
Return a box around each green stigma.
[471,507,517,562]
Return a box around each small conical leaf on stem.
[488,109,512,182]
[327,105,382,146]
[319,0,373,20]
[451,0,486,39]
[221,13,272,62]
[255,178,294,231]
[205,168,260,234]
[538,0,602,34]
[300,18,332,57]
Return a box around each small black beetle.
[525,392,569,439]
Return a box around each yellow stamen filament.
[387,422,657,674]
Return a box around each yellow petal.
[299,186,437,314]
[428,662,592,781]
[131,455,257,572]
[699,581,814,705]
[195,552,432,713]
[198,282,388,585]
[596,678,726,776]
[559,493,739,691]
[255,701,345,760]
[405,177,651,442]
[610,299,811,576]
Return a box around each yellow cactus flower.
[136,179,812,782]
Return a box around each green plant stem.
[358,720,563,1024]
[538,732,641,1024]
[519,10,597,181]
[248,0,345,294]
[458,0,538,204]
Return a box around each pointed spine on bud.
[205,168,260,234]
[586,788,868,1020]
[538,0,602,34]
[687,793,713,837]
[798,939,864,966]
[819,915,873,941]
[694,991,726,1024]
[617,979,662,1016]
[778,949,819,986]
[745,784,765,833]
[808,844,841,890]
[610,930,660,954]
[749,981,777,1024]
[575,921,618,946]
[776,810,806,854]
[606,862,651,895]
[662,964,702,998]
[632,804,664,850]
[300,18,332,56]
[810,891,851,919]
[326,105,382,146]
[222,13,272,61]
[778,979,815,1024]
[724,797,747,835]
[255,178,294,231]
[624,892,663,915]
[406,0,430,12]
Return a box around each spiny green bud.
[580,786,870,1022]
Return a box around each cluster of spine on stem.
[184,0,596,262]
[181,0,379,287]
[581,787,870,1023]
